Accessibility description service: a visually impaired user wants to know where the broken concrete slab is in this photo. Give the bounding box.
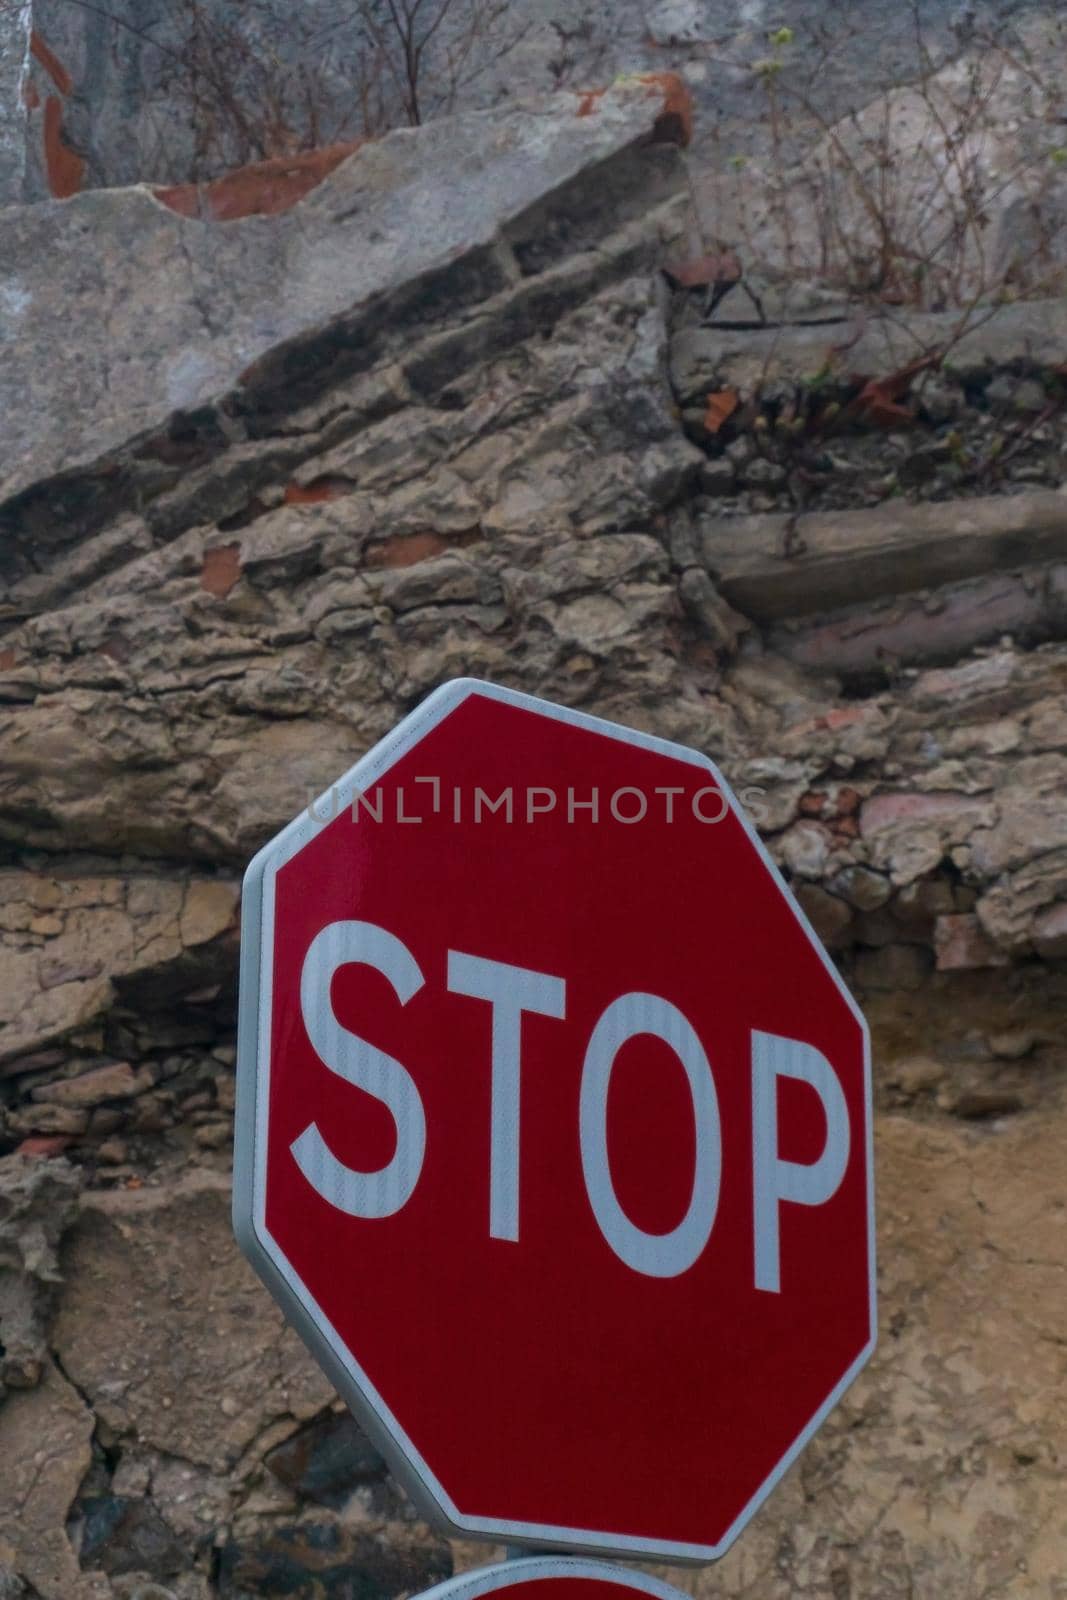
[0,76,690,508]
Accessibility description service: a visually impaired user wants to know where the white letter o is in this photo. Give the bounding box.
[579,992,720,1277]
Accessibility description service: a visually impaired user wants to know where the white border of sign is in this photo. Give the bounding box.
[413,1557,693,1600]
[234,677,876,1566]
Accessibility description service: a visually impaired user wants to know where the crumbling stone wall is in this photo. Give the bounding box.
[0,75,1064,1600]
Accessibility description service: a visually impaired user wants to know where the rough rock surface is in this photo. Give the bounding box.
[0,71,1065,1600]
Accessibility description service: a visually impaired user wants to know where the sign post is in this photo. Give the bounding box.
[235,677,876,1564]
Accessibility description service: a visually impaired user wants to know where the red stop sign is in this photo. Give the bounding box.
[235,680,875,1563]
[418,1556,692,1600]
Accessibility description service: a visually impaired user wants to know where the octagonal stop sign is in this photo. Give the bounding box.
[234,679,875,1564]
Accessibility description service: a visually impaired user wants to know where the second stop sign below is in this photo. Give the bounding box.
[235,679,876,1563]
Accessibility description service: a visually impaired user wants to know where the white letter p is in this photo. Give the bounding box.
[751,1029,850,1294]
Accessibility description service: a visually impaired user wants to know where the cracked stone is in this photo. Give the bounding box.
[793,883,853,947]
[30,1062,144,1107]
[935,914,1011,972]
[217,1517,451,1600]
[265,1411,387,1507]
[778,820,833,880]
[884,1055,946,1097]
[0,1360,109,1600]
[937,1086,1026,1119]
[854,943,933,992]
[987,1030,1037,1061]
[0,1154,82,1395]
[830,864,893,911]
[73,1493,187,1580]
[51,1172,335,1470]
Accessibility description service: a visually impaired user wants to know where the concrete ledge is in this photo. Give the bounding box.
[670,297,1067,402]
[697,490,1067,623]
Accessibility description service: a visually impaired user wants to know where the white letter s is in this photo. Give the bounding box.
[292,920,425,1218]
